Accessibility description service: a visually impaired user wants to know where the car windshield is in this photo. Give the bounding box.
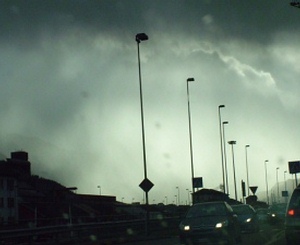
[269,203,287,212]
[186,203,227,218]
[232,205,253,215]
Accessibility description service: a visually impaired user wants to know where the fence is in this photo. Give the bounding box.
[0,217,180,244]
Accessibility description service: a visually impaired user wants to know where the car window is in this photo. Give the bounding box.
[186,203,226,217]
[289,189,300,209]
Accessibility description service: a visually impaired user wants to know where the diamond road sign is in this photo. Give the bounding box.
[139,178,154,193]
[289,161,300,174]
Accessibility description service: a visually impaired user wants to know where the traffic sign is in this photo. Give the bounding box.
[139,178,154,193]
[282,190,289,197]
[289,161,300,174]
[249,186,258,195]
[193,177,203,188]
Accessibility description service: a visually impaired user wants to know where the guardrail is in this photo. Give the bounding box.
[0,217,180,244]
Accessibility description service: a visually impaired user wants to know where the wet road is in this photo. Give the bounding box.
[123,224,286,245]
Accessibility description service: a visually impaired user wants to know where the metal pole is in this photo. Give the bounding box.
[187,78,195,195]
[265,160,269,205]
[284,171,288,203]
[218,105,226,193]
[186,189,190,205]
[222,121,229,195]
[136,33,149,235]
[176,186,180,205]
[276,167,280,203]
[232,144,237,200]
[228,141,237,200]
[245,145,250,196]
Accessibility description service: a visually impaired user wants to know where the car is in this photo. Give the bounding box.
[179,201,242,245]
[268,203,286,225]
[256,208,269,224]
[231,204,259,233]
[285,185,300,245]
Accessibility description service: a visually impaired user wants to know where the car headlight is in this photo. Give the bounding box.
[184,225,190,231]
[180,223,190,231]
[246,218,252,223]
[216,220,228,228]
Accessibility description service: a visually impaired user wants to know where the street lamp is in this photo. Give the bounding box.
[218,105,226,194]
[165,196,168,205]
[187,77,195,195]
[136,32,149,184]
[222,121,229,194]
[186,189,190,205]
[276,167,280,203]
[176,186,180,205]
[245,145,250,196]
[136,32,150,234]
[228,140,237,200]
[97,185,101,195]
[264,160,269,205]
[284,171,288,203]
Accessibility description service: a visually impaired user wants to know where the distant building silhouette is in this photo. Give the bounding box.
[0,151,31,225]
[0,150,117,227]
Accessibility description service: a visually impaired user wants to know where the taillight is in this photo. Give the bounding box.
[288,209,295,216]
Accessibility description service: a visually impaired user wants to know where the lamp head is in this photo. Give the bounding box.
[187,78,195,82]
[228,140,236,145]
[219,105,225,108]
[136,33,149,43]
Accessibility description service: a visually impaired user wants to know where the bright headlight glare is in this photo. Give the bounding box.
[246,218,251,223]
[184,225,190,231]
[216,220,228,228]
[216,222,223,228]
[272,213,276,217]
[180,224,190,231]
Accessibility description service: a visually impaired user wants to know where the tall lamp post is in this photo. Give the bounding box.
[187,77,195,195]
[264,160,269,205]
[218,105,226,193]
[222,121,229,194]
[97,185,101,195]
[276,167,280,203]
[135,32,150,234]
[186,189,190,205]
[284,171,288,203]
[176,186,181,205]
[228,140,237,200]
[245,145,250,196]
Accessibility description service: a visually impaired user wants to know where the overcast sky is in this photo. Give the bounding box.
[0,0,300,204]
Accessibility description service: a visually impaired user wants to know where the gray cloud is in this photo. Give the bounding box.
[0,0,299,203]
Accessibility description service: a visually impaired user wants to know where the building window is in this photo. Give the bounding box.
[7,179,14,191]
[0,179,3,190]
[7,216,15,224]
[7,198,14,208]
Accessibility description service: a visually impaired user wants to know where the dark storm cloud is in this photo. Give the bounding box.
[1,0,299,45]
[0,0,299,202]
[1,0,146,42]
